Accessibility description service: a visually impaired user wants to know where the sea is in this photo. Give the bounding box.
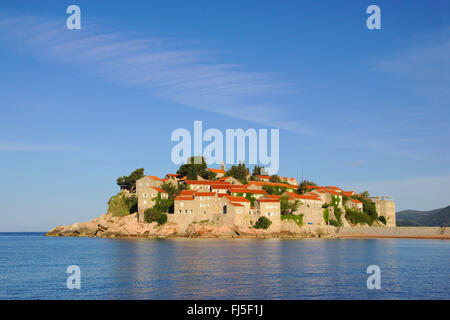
[0,233,448,299]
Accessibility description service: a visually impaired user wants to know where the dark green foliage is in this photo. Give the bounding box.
[330,195,343,226]
[329,219,340,227]
[144,207,167,225]
[250,165,264,180]
[280,195,300,215]
[263,185,287,195]
[378,215,387,225]
[245,194,256,207]
[254,216,272,229]
[351,194,378,225]
[345,207,370,225]
[176,156,216,180]
[323,208,330,224]
[225,162,249,184]
[107,193,137,217]
[396,206,450,227]
[159,181,178,200]
[116,168,144,192]
[281,214,303,227]
[269,175,282,183]
[297,180,317,194]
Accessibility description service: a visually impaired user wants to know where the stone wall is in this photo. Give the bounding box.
[337,226,450,238]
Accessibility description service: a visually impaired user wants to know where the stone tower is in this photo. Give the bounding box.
[372,197,396,227]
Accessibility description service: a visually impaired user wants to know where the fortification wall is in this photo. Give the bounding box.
[337,226,450,238]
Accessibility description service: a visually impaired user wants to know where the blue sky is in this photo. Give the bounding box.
[0,0,449,231]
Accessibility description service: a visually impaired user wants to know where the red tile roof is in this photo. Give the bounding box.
[211,184,230,189]
[258,198,280,203]
[285,192,321,201]
[225,196,249,202]
[174,196,194,201]
[180,190,195,195]
[256,175,271,179]
[350,199,362,203]
[195,192,216,197]
[146,175,162,181]
[264,195,282,199]
[229,202,244,207]
[208,168,226,174]
[185,180,212,185]
[150,187,167,193]
[166,174,180,177]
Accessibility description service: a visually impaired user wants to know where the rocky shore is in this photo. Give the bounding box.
[45,213,339,239]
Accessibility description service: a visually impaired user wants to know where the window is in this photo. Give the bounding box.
[143,193,148,198]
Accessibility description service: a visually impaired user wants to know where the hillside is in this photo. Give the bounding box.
[397,206,450,226]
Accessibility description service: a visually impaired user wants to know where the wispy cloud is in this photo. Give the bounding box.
[0,13,304,133]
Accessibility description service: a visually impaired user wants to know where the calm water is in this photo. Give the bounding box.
[0,233,448,299]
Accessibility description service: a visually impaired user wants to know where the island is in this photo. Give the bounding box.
[47,158,448,239]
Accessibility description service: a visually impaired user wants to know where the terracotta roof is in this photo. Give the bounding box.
[211,184,230,189]
[195,192,216,197]
[350,199,362,203]
[180,176,187,181]
[150,187,167,193]
[264,195,282,199]
[180,190,195,195]
[162,178,169,182]
[185,180,212,185]
[166,174,180,177]
[174,196,194,200]
[208,168,226,174]
[225,196,249,202]
[146,175,162,181]
[256,175,271,179]
[229,202,244,207]
[217,193,228,198]
[285,192,321,201]
[326,186,342,190]
[248,181,298,188]
[258,199,280,203]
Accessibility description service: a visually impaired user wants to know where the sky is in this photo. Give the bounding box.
[0,0,449,231]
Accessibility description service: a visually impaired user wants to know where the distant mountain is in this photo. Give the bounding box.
[397,206,450,227]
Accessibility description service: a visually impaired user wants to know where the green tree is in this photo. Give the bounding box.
[263,185,287,195]
[176,156,216,180]
[250,165,263,180]
[297,180,317,194]
[107,192,137,217]
[160,181,178,200]
[254,216,272,229]
[225,162,249,184]
[144,207,167,225]
[245,193,257,207]
[116,168,144,192]
[279,195,300,215]
[269,175,282,183]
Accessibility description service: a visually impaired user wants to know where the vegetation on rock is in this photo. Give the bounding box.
[254,216,272,229]
[107,192,137,217]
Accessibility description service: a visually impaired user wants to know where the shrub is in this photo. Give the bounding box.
[329,219,340,227]
[254,216,272,229]
[108,193,137,217]
[345,207,369,225]
[323,208,330,224]
[144,208,168,225]
[281,214,303,227]
[378,216,387,225]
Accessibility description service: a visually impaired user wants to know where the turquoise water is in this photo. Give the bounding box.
[0,233,448,299]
